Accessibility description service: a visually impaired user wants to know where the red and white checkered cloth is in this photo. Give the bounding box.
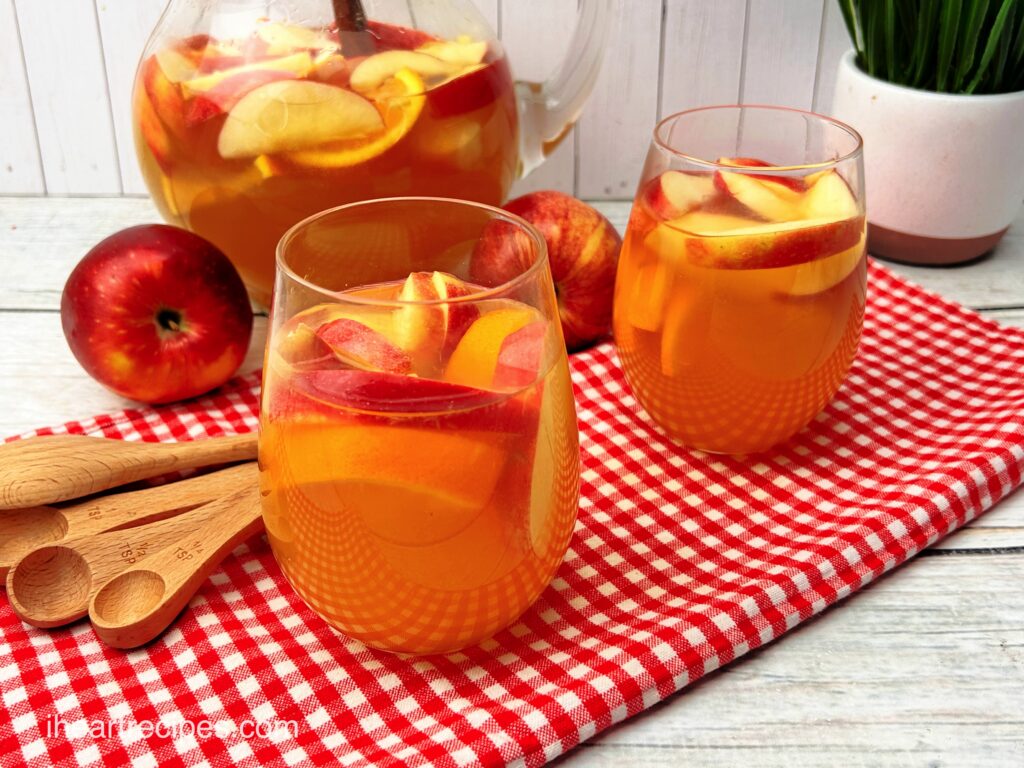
[2,260,1023,767]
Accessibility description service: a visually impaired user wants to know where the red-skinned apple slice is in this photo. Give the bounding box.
[137,87,174,172]
[217,80,384,159]
[493,321,547,390]
[426,59,505,118]
[784,236,865,296]
[431,272,481,356]
[142,56,188,142]
[715,170,804,221]
[716,156,805,193]
[182,51,313,97]
[417,38,488,66]
[393,272,442,370]
[316,318,412,374]
[445,306,536,389]
[293,368,504,414]
[391,271,482,373]
[649,211,864,270]
[184,68,301,126]
[645,171,717,219]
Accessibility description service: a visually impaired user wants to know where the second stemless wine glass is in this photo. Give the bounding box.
[614,106,867,454]
[260,197,580,654]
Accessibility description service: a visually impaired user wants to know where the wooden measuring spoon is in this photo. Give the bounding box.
[5,482,260,629]
[90,485,264,649]
[0,462,256,580]
[0,432,257,510]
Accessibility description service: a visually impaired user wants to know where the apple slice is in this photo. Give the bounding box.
[271,322,339,373]
[785,236,865,296]
[626,261,674,332]
[417,37,488,66]
[293,368,501,414]
[646,171,717,219]
[715,170,804,221]
[217,80,384,159]
[391,271,481,373]
[141,56,188,141]
[803,169,859,220]
[644,212,756,261]
[316,318,412,374]
[664,211,865,270]
[184,68,301,126]
[393,272,442,362]
[716,156,805,193]
[349,50,460,92]
[445,306,536,388]
[137,86,174,172]
[256,21,336,54]
[155,49,198,84]
[431,272,481,357]
[182,51,313,97]
[286,68,425,168]
[493,321,547,390]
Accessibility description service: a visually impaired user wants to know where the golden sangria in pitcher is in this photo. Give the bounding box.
[133,0,610,303]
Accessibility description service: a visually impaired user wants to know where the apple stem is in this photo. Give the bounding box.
[157,308,183,334]
[331,0,376,56]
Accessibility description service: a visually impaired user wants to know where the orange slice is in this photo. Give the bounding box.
[287,68,426,168]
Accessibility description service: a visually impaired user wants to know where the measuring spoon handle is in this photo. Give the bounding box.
[0,433,257,510]
[88,485,264,649]
[65,462,258,538]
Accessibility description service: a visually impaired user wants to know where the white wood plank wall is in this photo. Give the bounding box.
[0,0,852,199]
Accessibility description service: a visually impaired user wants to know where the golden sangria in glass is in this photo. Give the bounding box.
[614,106,867,454]
[133,1,611,304]
[260,198,580,654]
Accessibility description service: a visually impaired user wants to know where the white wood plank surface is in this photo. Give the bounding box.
[468,0,499,32]
[502,0,578,196]
[576,0,662,199]
[0,0,44,194]
[13,0,122,194]
[660,0,747,117]
[1,194,1023,767]
[559,554,1024,768]
[812,0,853,114]
[741,0,825,110]
[95,0,168,195]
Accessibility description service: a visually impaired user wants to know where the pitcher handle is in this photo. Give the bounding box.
[515,0,611,178]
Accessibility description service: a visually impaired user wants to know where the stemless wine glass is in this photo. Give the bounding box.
[260,197,580,654]
[614,106,867,454]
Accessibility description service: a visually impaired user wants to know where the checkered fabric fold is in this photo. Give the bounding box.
[2,260,1023,767]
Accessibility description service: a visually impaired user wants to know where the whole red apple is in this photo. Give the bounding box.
[471,191,622,351]
[61,224,253,404]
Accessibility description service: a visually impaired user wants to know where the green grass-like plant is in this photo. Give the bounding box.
[838,0,1024,93]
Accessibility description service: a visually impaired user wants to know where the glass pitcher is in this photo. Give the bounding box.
[132,0,610,304]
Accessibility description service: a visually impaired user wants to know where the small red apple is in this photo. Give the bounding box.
[61,224,254,404]
[472,191,622,352]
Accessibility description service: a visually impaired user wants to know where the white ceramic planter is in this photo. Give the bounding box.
[831,50,1024,264]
